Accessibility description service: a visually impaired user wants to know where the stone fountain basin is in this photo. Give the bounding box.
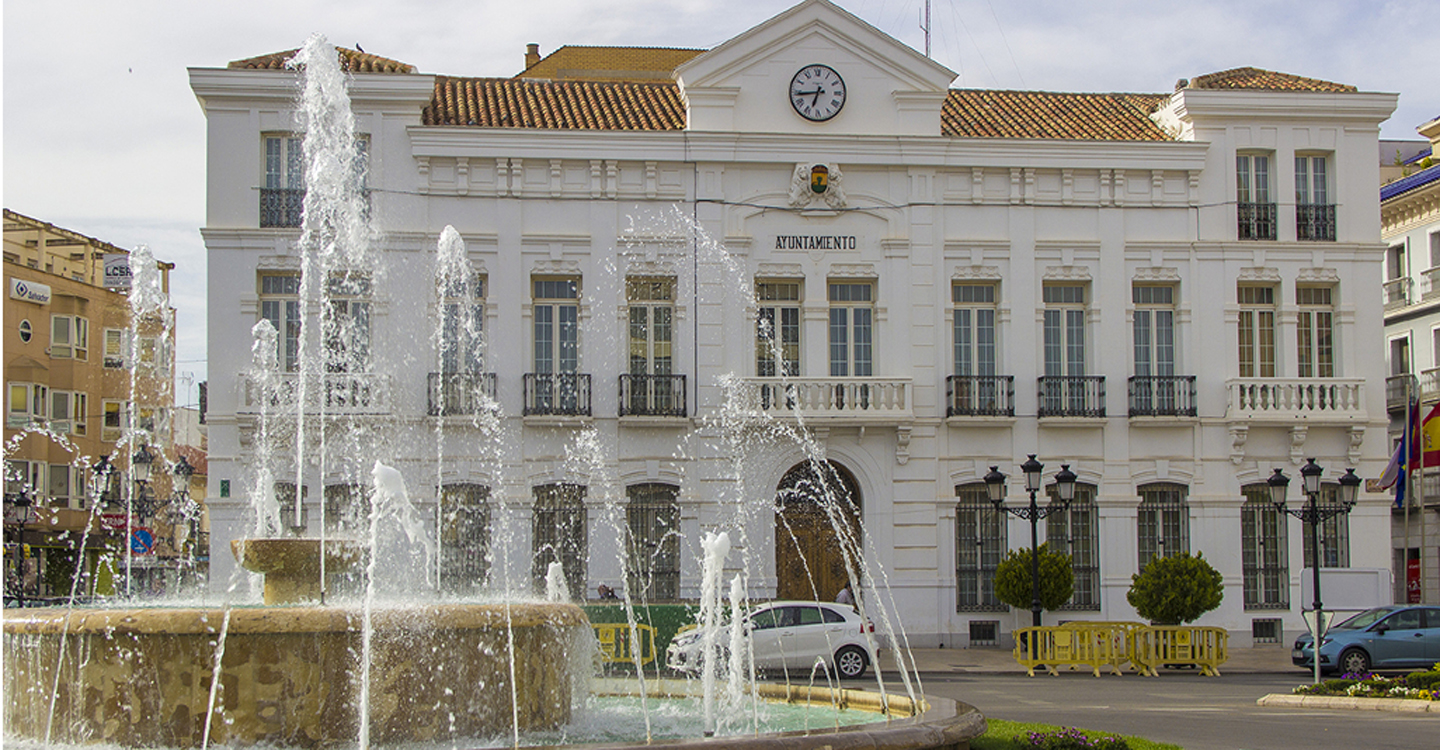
[231,537,365,605]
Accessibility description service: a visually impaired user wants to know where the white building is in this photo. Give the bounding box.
[191,0,1398,646]
[1382,115,1440,605]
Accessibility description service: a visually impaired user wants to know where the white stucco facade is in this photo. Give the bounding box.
[192,0,1398,646]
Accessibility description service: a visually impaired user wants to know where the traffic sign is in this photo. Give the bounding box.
[130,528,155,555]
[101,513,132,531]
[1302,609,1335,641]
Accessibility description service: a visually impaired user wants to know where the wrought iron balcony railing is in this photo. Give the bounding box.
[523,373,592,416]
[1237,202,1277,241]
[1296,204,1336,241]
[428,372,498,416]
[618,374,687,418]
[1224,378,1365,422]
[945,375,1014,417]
[1128,375,1197,417]
[1387,374,1417,413]
[1037,376,1106,418]
[744,377,912,421]
[260,188,304,228]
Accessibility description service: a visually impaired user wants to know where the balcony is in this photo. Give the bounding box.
[260,188,304,228]
[1037,376,1106,418]
[1296,204,1336,242]
[523,373,592,417]
[1423,268,1440,301]
[619,374,687,418]
[1421,367,1440,402]
[1128,375,1197,417]
[242,372,392,416]
[945,375,1014,417]
[1237,202,1277,241]
[743,377,912,422]
[1387,374,1417,413]
[1224,378,1365,423]
[427,372,497,416]
[1384,277,1412,310]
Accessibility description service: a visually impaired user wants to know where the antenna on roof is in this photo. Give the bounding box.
[919,1,932,58]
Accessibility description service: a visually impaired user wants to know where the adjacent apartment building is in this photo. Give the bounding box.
[191,0,1398,645]
[3,209,184,599]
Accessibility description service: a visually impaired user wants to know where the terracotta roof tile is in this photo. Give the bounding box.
[1187,67,1355,93]
[424,77,686,130]
[942,90,1173,141]
[518,46,704,82]
[228,47,416,74]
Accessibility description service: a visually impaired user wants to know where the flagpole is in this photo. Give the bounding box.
[1405,393,1413,604]
[1422,399,1429,604]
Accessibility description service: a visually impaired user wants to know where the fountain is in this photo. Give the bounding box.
[3,34,985,750]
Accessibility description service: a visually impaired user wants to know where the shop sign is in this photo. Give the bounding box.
[9,278,52,305]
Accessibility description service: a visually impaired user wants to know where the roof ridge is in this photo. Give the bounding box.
[228,46,416,74]
[1188,66,1356,93]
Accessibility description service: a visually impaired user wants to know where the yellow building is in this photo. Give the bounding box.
[3,209,183,600]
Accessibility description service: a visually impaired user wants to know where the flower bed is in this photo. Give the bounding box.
[1291,664,1440,701]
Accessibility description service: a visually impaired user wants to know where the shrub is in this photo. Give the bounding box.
[1125,553,1223,625]
[1405,671,1440,690]
[1022,727,1131,750]
[994,543,1074,613]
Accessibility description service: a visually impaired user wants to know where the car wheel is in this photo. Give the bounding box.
[1339,647,1371,675]
[834,645,868,679]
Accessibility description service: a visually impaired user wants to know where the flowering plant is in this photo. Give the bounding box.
[1025,727,1131,750]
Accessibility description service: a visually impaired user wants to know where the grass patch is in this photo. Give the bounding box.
[972,718,1183,750]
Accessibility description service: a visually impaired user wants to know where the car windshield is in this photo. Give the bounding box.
[1331,607,1397,631]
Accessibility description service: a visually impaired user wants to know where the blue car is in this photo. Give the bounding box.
[1293,605,1440,675]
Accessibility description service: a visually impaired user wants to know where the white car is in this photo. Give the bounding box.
[667,600,877,679]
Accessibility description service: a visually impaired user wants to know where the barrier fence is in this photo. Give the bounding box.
[1012,621,1228,677]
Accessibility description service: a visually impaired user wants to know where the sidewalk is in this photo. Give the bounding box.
[897,643,1297,675]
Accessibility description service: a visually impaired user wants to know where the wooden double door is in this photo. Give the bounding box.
[774,460,862,602]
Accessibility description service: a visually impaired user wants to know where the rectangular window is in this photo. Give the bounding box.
[1238,285,1277,378]
[627,278,674,377]
[50,315,89,360]
[1047,484,1100,610]
[1296,155,1335,241]
[259,273,301,372]
[828,282,873,377]
[5,459,42,497]
[953,283,997,377]
[1296,286,1334,378]
[756,281,801,376]
[439,483,490,593]
[532,483,587,596]
[49,391,71,435]
[1043,284,1086,376]
[261,134,305,228]
[1237,153,1276,240]
[103,328,128,369]
[441,274,486,374]
[626,483,681,600]
[102,399,130,443]
[1391,336,1412,377]
[325,271,372,373]
[7,382,47,428]
[956,484,1007,611]
[1132,285,1175,377]
[1431,232,1440,269]
[1242,485,1289,609]
[1137,483,1189,571]
[533,278,579,375]
[1301,485,1351,569]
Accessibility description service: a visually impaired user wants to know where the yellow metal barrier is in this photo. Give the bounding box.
[1130,625,1228,677]
[1012,621,1140,677]
[593,622,658,666]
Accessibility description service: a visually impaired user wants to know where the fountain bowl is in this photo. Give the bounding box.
[231,537,366,605]
[3,601,591,748]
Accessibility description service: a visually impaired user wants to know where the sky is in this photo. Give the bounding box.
[3,0,1434,407]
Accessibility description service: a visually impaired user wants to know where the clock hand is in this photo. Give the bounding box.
[811,87,824,106]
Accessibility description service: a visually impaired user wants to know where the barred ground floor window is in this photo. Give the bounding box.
[532,483,587,597]
[1137,482,1189,572]
[1047,483,1099,610]
[626,483,680,600]
[1242,484,1289,609]
[955,484,1007,611]
[440,483,490,593]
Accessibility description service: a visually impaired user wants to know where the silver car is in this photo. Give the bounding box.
[667,600,877,679]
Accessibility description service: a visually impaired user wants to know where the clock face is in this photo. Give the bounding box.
[789,64,846,122]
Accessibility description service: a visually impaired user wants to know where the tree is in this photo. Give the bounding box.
[993,543,1074,612]
[1126,552,1223,625]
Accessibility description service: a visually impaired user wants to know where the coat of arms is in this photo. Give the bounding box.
[788,162,846,209]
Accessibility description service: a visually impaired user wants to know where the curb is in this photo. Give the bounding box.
[1258,694,1440,713]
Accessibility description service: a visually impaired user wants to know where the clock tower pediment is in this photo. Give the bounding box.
[675,0,956,136]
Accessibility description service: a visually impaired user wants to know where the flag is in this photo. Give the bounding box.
[1379,439,1404,490]
[1422,402,1440,468]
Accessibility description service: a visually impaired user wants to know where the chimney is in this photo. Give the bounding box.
[525,44,540,70]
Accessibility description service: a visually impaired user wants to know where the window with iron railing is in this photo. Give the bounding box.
[1241,485,1289,610]
[1237,153,1276,240]
[955,484,1007,611]
[532,483,587,596]
[440,483,490,593]
[624,278,681,416]
[1047,483,1100,610]
[1295,155,1335,241]
[1301,484,1351,569]
[1137,483,1189,572]
[261,134,368,228]
[626,483,680,600]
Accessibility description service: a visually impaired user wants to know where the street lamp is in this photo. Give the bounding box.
[92,455,117,507]
[132,445,156,517]
[985,455,1078,627]
[4,490,35,600]
[1268,458,1361,683]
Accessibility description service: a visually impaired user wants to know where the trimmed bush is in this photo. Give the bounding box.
[1405,671,1440,690]
[1125,552,1223,625]
[994,543,1074,613]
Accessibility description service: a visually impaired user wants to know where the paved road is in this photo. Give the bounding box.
[900,671,1437,750]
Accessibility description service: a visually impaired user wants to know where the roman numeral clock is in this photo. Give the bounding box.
[789,64,846,122]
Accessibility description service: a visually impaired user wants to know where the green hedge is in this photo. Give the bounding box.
[1405,671,1440,690]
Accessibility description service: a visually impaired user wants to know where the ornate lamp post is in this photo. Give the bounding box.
[4,490,35,601]
[132,445,156,516]
[985,455,1078,627]
[1267,458,1361,683]
[92,455,117,507]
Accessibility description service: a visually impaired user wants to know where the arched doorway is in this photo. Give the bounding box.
[774,460,862,602]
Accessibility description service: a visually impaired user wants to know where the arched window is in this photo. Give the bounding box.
[955,483,1006,611]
